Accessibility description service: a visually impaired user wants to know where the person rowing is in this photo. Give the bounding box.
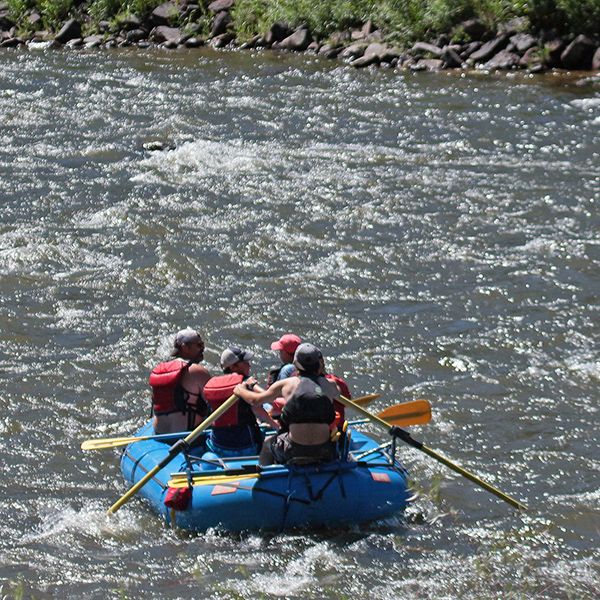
[203,347,279,457]
[233,343,340,465]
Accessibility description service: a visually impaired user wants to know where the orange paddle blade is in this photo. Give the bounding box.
[377,400,432,426]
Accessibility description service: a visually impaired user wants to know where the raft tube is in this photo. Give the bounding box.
[120,422,410,532]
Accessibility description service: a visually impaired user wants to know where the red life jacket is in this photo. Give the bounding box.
[150,360,191,415]
[203,373,256,428]
[326,373,349,429]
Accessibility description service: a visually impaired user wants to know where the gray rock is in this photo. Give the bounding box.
[341,43,366,60]
[329,31,350,46]
[469,34,510,63]
[318,43,343,59]
[83,34,103,48]
[27,12,42,28]
[442,46,463,68]
[561,35,597,70]
[151,25,181,43]
[1,36,22,47]
[412,41,444,57]
[276,28,312,52]
[208,0,234,11]
[484,49,520,70]
[55,19,82,44]
[151,2,181,27]
[412,58,444,71]
[593,47,600,71]
[0,7,13,30]
[458,18,487,41]
[351,54,379,68]
[183,36,203,48]
[544,38,565,68]
[210,11,230,37]
[239,34,261,49]
[265,21,291,45]
[211,32,234,47]
[508,33,537,53]
[120,14,142,30]
[519,46,543,69]
[126,29,147,43]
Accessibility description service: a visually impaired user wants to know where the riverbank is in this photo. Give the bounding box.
[1,0,600,74]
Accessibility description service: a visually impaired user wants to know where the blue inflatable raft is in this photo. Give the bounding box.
[120,422,411,532]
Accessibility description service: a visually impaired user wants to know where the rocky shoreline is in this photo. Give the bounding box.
[2,0,600,73]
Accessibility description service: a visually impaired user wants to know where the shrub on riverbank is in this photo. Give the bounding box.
[4,0,600,40]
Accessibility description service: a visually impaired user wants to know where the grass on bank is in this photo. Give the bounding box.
[5,0,600,41]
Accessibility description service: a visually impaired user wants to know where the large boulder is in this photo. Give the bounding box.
[210,11,230,37]
[442,46,464,68]
[351,42,389,68]
[560,35,597,70]
[265,20,291,45]
[276,27,312,51]
[0,5,14,30]
[411,41,444,58]
[457,18,487,42]
[54,19,81,44]
[150,25,181,43]
[469,34,510,63]
[593,47,600,71]
[484,49,520,70]
[208,0,234,12]
[150,2,182,27]
[508,33,537,53]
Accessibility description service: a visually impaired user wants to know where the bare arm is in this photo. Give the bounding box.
[250,404,280,430]
[234,377,293,406]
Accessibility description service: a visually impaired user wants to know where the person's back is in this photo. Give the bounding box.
[152,328,211,434]
[234,343,340,465]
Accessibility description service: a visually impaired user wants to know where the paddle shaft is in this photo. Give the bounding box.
[337,395,527,511]
[83,393,383,450]
[107,394,239,515]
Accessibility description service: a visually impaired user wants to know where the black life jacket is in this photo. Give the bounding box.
[280,373,336,426]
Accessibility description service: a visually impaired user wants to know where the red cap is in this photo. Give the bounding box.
[271,334,301,354]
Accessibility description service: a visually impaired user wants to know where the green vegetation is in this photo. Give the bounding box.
[4,0,600,41]
[230,0,600,42]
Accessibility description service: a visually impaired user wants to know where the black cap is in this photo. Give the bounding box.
[294,343,323,372]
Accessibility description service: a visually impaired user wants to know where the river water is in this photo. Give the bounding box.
[0,46,599,599]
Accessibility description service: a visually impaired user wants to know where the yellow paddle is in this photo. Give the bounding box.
[82,432,185,450]
[82,393,384,450]
[337,395,527,511]
[106,394,238,515]
[168,473,259,488]
[350,393,381,407]
[376,399,431,425]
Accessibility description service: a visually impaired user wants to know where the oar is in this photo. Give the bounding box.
[82,432,185,450]
[337,395,527,511]
[376,400,431,425]
[106,394,238,515]
[82,393,384,450]
[350,393,381,407]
